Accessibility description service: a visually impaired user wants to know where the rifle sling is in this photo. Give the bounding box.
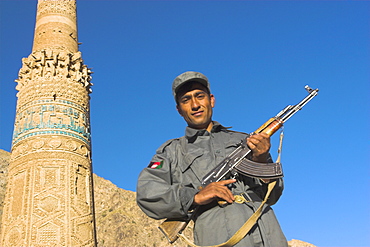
[177,180,277,247]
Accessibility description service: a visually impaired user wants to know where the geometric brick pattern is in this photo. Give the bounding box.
[0,1,97,246]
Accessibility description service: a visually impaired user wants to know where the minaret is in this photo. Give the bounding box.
[0,1,96,246]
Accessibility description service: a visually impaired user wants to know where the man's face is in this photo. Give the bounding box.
[176,82,215,131]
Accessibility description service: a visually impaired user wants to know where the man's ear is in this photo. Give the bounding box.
[176,105,183,116]
[210,94,215,108]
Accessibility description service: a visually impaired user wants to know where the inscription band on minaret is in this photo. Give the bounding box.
[0,0,97,246]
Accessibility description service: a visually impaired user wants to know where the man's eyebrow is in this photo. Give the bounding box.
[180,94,191,100]
[194,91,206,96]
[179,90,206,101]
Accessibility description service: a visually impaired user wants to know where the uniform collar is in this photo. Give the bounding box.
[184,121,229,142]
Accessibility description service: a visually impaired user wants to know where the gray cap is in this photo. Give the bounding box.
[172,71,210,100]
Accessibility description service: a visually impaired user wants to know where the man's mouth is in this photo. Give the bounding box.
[192,111,203,116]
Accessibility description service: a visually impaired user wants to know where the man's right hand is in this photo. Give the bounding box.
[193,179,236,206]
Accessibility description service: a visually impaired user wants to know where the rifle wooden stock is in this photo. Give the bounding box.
[158,218,190,243]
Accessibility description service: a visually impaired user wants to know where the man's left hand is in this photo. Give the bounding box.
[247,133,271,163]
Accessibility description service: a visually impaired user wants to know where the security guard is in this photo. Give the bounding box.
[137,71,288,246]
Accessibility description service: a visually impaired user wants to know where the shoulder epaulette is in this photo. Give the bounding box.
[156,137,182,153]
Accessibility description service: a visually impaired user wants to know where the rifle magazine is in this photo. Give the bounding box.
[235,159,283,179]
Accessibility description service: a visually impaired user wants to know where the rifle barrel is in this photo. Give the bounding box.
[280,86,319,123]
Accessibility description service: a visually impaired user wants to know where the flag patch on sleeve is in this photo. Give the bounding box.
[148,160,163,169]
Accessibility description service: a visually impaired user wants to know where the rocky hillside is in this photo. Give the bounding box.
[0,150,315,246]
[93,173,193,247]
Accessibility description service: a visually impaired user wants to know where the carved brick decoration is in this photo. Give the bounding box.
[0,1,97,246]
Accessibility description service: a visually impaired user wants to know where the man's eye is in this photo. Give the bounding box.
[181,98,190,104]
[197,94,205,99]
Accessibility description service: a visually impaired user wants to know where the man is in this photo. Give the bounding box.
[137,71,288,246]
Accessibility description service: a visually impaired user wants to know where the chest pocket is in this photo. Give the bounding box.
[225,140,241,155]
[180,149,205,188]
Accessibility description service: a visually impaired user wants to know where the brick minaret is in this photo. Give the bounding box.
[0,0,97,246]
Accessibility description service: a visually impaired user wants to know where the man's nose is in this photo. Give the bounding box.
[191,98,200,110]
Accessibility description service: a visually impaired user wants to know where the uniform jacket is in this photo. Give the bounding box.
[137,122,288,247]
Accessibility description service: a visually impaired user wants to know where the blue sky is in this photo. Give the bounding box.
[0,1,369,246]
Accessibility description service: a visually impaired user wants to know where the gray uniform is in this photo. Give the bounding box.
[137,122,288,247]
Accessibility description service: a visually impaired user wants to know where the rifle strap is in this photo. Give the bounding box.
[178,180,277,247]
[277,129,284,164]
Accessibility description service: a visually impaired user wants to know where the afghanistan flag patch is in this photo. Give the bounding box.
[148,160,163,169]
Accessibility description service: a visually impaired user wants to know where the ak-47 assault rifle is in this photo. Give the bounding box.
[159,85,319,244]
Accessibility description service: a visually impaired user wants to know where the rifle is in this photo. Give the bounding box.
[158,85,319,244]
